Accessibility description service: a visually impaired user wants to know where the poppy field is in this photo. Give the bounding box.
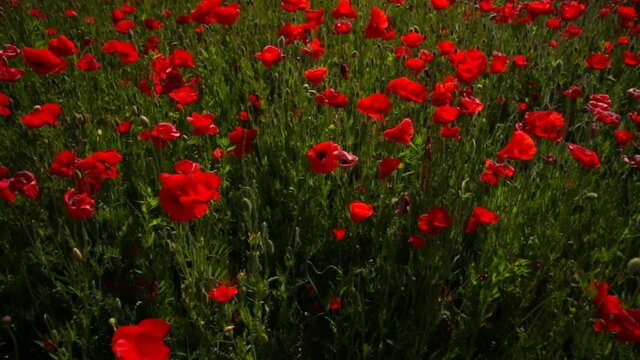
[1,0,640,358]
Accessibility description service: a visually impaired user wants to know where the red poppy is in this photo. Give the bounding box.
[332,20,353,34]
[21,103,61,128]
[480,159,515,185]
[300,37,325,60]
[437,40,456,56]
[159,160,222,222]
[585,53,611,70]
[227,126,257,158]
[379,158,401,180]
[592,280,640,343]
[0,171,39,203]
[306,141,341,174]
[305,8,325,28]
[408,235,427,248]
[278,23,311,45]
[383,118,414,145]
[459,94,483,115]
[304,67,327,86]
[617,6,637,28]
[22,48,67,75]
[187,113,218,136]
[315,88,349,108]
[364,7,396,40]
[440,125,462,140]
[138,123,181,149]
[331,0,357,19]
[523,110,566,142]
[117,121,132,134]
[0,92,11,116]
[395,46,411,58]
[213,3,240,25]
[387,77,427,103]
[623,52,640,67]
[114,19,135,33]
[170,86,199,108]
[560,1,585,21]
[357,93,391,120]
[431,0,451,10]
[282,0,310,12]
[465,206,500,234]
[432,105,459,124]
[452,48,488,84]
[76,54,102,71]
[350,200,374,222]
[256,45,282,68]
[50,150,78,178]
[418,207,451,235]
[144,18,163,31]
[333,228,347,241]
[404,58,425,76]
[101,40,139,64]
[47,35,78,57]
[0,62,24,82]
[112,319,171,360]
[64,188,95,220]
[614,130,636,148]
[489,51,509,74]
[497,130,537,161]
[169,49,195,68]
[563,85,582,99]
[400,32,425,48]
[208,284,238,302]
[567,143,600,168]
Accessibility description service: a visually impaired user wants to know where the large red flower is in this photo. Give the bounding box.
[387,77,428,104]
[592,280,640,343]
[112,319,171,360]
[159,160,222,222]
[306,141,341,174]
[364,7,395,40]
[497,130,537,161]
[101,40,140,64]
[64,188,95,220]
[256,45,282,68]
[465,206,500,234]
[22,48,67,75]
[418,207,451,235]
[567,143,600,168]
[47,35,78,57]
[585,53,611,70]
[357,93,391,120]
[383,118,414,145]
[187,112,218,136]
[21,103,61,128]
[349,200,374,222]
[523,110,566,142]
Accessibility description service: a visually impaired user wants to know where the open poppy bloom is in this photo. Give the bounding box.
[256,45,282,68]
[138,123,180,149]
[331,0,357,19]
[22,48,67,75]
[208,284,238,303]
[465,206,500,233]
[383,118,414,145]
[567,143,600,168]
[307,141,341,174]
[333,228,347,241]
[387,77,428,103]
[418,207,451,235]
[357,93,391,120]
[480,159,515,185]
[349,200,374,222]
[228,126,258,158]
[364,7,396,40]
[101,40,139,64]
[497,130,537,161]
[304,67,327,86]
[64,188,95,220]
[112,319,171,360]
[378,158,401,180]
[21,103,61,128]
[159,160,222,222]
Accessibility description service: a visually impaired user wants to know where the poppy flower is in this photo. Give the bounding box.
[144,18,163,31]
[76,54,102,71]
[305,8,325,28]
[497,130,537,161]
[101,40,139,64]
[387,77,427,103]
[333,228,347,241]
[617,6,637,28]
[21,104,61,128]
[159,160,222,222]
[440,125,462,140]
[114,19,135,33]
[432,105,459,124]
[228,126,258,158]
[64,188,95,220]
[431,0,451,10]
[47,35,78,57]
[395,46,411,58]
[400,32,425,48]
[306,141,341,174]
[329,296,342,311]
[560,1,585,21]
[187,113,218,136]
[383,118,414,145]
[76,149,123,182]
[452,49,488,84]
[50,150,78,178]
[357,93,391,120]
[614,130,636,148]
[256,45,282,68]
[0,92,11,116]
[278,23,310,45]
[300,37,325,60]
[117,121,132,134]
[333,150,359,168]
[349,200,374,222]
[169,49,195,68]
[459,94,484,115]
[480,159,515,185]
[567,143,600,168]
[332,20,353,34]
[379,158,401,180]
[408,235,427,248]
[0,171,39,202]
[22,48,67,75]
[304,67,327,86]
[489,51,509,74]
[563,85,582,99]
[282,0,310,12]
[585,53,611,70]
[623,52,640,67]
[315,88,349,108]
[418,207,451,235]
[331,0,357,19]
[213,3,241,25]
[170,86,199,108]
[112,319,171,360]
[0,62,24,82]
[465,206,500,234]
[138,123,181,149]
[437,40,456,56]
[364,7,396,40]
[405,58,426,76]
[523,110,566,142]
[208,284,238,303]
[592,280,640,343]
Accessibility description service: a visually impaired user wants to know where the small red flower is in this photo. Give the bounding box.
[523,110,566,142]
[383,118,414,145]
[304,67,327,86]
[497,130,537,161]
[585,53,611,70]
[378,158,401,180]
[64,188,95,220]
[567,143,600,168]
[208,284,238,303]
[614,130,636,148]
[138,123,180,149]
[333,228,347,241]
[112,319,171,360]
[101,40,139,64]
[329,296,342,311]
[187,113,218,136]
[349,200,374,222]
[116,121,132,134]
[22,48,67,75]
[364,7,396,40]
[256,46,282,68]
[400,32,425,48]
[432,105,459,124]
[465,206,500,234]
[228,126,258,158]
[418,207,451,235]
[408,235,427,248]
[76,54,102,71]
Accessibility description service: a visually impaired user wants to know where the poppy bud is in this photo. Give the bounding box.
[109,318,117,328]
[71,247,83,261]
[224,325,235,332]
[139,115,150,127]
[132,105,139,115]
[339,62,349,80]
[627,258,640,274]
[543,154,557,166]
[96,129,102,137]
[1,315,11,325]
[33,105,41,111]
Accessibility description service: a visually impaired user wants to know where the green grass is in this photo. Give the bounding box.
[1,0,640,358]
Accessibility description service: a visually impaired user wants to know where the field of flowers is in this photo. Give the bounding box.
[1,0,639,358]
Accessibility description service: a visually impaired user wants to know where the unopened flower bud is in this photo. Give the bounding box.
[628,258,640,274]
[71,248,83,262]
[139,116,150,127]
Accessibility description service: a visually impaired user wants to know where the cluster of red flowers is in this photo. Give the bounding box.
[0,166,39,203]
[592,280,640,343]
